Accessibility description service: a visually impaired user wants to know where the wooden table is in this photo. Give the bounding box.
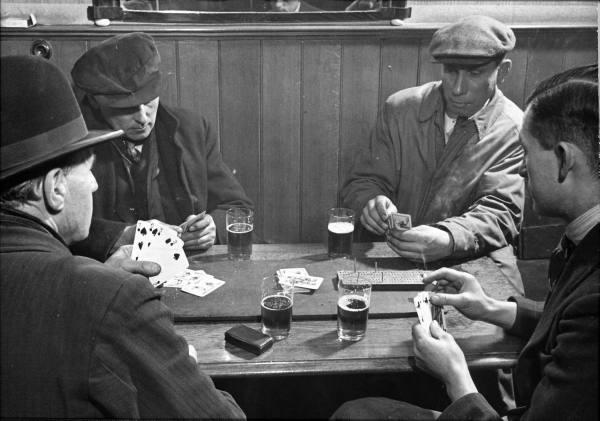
[173,243,525,379]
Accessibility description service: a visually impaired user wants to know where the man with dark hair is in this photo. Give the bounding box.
[341,15,525,292]
[333,75,599,420]
[70,32,253,261]
[0,55,245,419]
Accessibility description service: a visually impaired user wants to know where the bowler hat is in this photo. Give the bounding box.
[71,32,162,108]
[429,15,515,66]
[1,55,122,181]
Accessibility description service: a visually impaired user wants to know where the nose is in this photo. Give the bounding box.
[452,71,467,96]
[91,173,99,193]
[133,105,150,126]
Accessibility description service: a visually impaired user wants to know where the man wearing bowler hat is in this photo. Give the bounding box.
[69,32,253,261]
[0,55,245,419]
[342,15,525,293]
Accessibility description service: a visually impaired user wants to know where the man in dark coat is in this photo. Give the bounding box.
[0,55,245,419]
[70,32,253,261]
[332,73,599,419]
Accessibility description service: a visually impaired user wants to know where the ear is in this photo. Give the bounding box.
[496,59,512,85]
[42,168,67,213]
[555,141,576,183]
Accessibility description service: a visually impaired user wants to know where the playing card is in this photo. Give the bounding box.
[413,291,446,333]
[181,276,225,297]
[281,275,324,290]
[277,268,323,290]
[277,268,309,278]
[387,213,412,232]
[131,220,189,287]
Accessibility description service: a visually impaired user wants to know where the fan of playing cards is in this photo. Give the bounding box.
[131,220,224,297]
[413,291,447,333]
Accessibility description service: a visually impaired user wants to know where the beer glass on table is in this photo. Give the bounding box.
[337,275,371,341]
[261,275,294,340]
[328,208,355,258]
[226,207,253,260]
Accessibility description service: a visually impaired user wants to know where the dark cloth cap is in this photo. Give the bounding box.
[1,55,121,181]
[429,15,515,65]
[71,32,161,108]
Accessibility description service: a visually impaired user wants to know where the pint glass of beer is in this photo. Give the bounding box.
[328,208,355,258]
[261,275,294,340]
[337,275,371,341]
[226,207,253,260]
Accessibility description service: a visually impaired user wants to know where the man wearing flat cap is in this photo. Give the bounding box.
[0,55,245,418]
[342,15,524,292]
[70,32,253,261]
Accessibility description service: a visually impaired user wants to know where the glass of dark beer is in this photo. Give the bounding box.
[337,275,371,341]
[261,275,294,340]
[328,208,355,258]
[226,207,253,260]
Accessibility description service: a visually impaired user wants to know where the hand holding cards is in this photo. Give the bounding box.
[131,220,189,286]
[413,291,446,334]
[131,220,225,296]
[387,212,412,232]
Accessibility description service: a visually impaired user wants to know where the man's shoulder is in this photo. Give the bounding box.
[158,103,208,128]
[493,90,524,127]
[385,81,440,108]
[64,255,153,299]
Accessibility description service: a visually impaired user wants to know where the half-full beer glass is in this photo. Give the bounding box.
[226,207,253,260]
[337,275,371,341]
[328,208,355,258]
[261,275,294,340]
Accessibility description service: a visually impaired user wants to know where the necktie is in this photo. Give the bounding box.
[547,235,575,290]
[437,117,477,163]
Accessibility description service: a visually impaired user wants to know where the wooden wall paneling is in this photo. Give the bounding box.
[339,39,382,204]
[0,39,31,57]
[178,40,220,146]
[379,36,420,104]
[219,40,262,240]
[261,39,302,243]
[47,38,86,76]
[155,40,179,107]
[417,36,439,85]
[501,39,529,109]
[563,30,598,69]
[301,40,342,244]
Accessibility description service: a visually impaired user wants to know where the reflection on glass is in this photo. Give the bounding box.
[122,0,386,12]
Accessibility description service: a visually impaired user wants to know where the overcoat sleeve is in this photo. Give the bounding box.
[89,275,245,419]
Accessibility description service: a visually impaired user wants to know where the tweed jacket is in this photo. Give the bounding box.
[440,223,600,421]
[0,208,245,419]
[72,100,253,260]
[341,81,524,261]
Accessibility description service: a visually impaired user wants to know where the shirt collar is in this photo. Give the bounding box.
[418,82,502,140]
[565,204,600,245]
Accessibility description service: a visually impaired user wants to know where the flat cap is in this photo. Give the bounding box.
[72,32,161,108]
[429,15,515,65]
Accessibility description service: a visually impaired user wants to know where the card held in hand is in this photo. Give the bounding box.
[131,220,188,287]
[388,212,412,232]
[413,291,446,334]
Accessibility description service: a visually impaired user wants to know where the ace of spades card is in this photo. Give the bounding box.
[131,220,189,286]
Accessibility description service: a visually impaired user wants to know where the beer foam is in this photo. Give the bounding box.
[227,222,253,233]
[328,221,354,234]
[338,294,368,311]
